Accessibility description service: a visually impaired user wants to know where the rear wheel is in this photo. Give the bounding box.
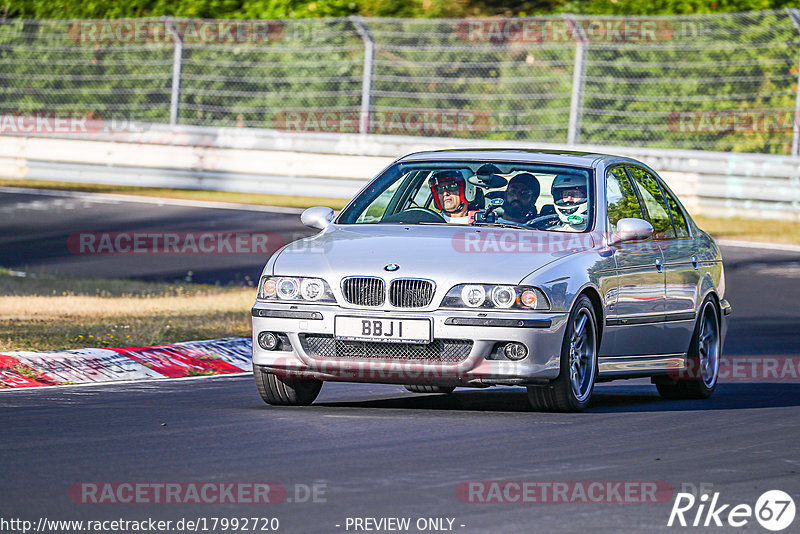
[404,385,455,394]
[655,298,720,400]
[527,295,598,412]
[254,364,322,406]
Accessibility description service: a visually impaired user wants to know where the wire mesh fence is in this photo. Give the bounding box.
[1,11,798,155]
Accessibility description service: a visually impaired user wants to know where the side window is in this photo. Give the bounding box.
[606,167,644,232]
[660,185,690,238]
[626,166,675,239]
[356,175,404,223]
[411,174,434,209]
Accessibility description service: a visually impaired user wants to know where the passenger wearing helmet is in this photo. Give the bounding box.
[430,170,478,224]
[497,173,540,224]
[551,174,589,231]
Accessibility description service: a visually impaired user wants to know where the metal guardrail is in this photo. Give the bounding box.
[1,124,799,219]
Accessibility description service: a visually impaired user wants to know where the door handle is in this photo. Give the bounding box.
[655,258,663,272]
[691,255,699,269]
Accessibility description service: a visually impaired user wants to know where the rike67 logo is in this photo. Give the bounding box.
[668,489,795,531]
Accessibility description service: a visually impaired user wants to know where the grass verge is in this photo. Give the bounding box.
[693,216,800,245]
[0,267,253,352]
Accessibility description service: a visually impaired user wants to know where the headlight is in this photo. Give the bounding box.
[491,286,516,309]
[442,284,549,311]
[258,276,335,303]
[276,277,299,300]
[300,279,325,301]
[461,285,486,307]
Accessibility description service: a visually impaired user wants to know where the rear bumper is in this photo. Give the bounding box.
[251,302,569,386]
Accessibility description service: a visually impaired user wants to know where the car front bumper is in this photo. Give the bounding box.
[251,302,569,387]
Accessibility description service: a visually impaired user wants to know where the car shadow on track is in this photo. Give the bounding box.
[317,389,532,413]
[723,317,800,357]
[313,383,800,413]
[589,383,800,413]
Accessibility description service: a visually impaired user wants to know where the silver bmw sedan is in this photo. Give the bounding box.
[251,149,730,412]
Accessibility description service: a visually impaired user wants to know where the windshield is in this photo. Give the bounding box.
[337,160,594,232]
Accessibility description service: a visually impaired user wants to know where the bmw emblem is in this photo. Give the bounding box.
[384,263,400,272]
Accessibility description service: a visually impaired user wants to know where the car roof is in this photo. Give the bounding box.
[396,148,641,168]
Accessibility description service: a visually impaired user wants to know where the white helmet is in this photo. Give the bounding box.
[551,174,589,226]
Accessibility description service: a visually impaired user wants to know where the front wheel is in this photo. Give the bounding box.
[254,364,322,406]
[655,298,720,400]
[527,295,598,412]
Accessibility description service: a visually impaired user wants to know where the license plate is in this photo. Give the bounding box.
[334,316,431,344]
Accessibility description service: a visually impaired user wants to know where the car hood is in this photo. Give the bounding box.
[272,224,595,284]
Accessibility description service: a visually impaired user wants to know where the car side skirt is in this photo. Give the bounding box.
[598,354,686,377]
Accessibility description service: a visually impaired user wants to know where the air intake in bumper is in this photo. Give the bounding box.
[300,334,471,363]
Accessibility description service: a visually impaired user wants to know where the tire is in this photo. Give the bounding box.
[655,298,720,400]
[254,364,322,406]
[404,385,456,394]
[527,294,598,412]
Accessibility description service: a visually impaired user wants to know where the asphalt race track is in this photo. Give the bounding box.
[0,188,309,284]
[2,189,799,533]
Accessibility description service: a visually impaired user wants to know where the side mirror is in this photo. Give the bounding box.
[609,218,653,245]
[301,206,334,230]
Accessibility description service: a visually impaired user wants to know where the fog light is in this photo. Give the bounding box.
[258,331,279,351]
[504,342,528,361]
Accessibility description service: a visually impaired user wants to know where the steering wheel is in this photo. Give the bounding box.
[381,207,446,224]
[527,213,561,230]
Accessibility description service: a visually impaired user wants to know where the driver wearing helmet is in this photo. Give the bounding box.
[551,174,589,231]
[430,170,478,224]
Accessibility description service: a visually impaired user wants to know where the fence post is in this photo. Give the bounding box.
[165,18,184,127]
[566,15,587,146]
[787,8,800,157]
[352,16,374,135]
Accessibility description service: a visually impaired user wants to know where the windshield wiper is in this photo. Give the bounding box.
[471,222,529,229]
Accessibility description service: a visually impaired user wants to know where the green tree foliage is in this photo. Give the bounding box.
[4,0,800,20]
[1,3,798,154]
